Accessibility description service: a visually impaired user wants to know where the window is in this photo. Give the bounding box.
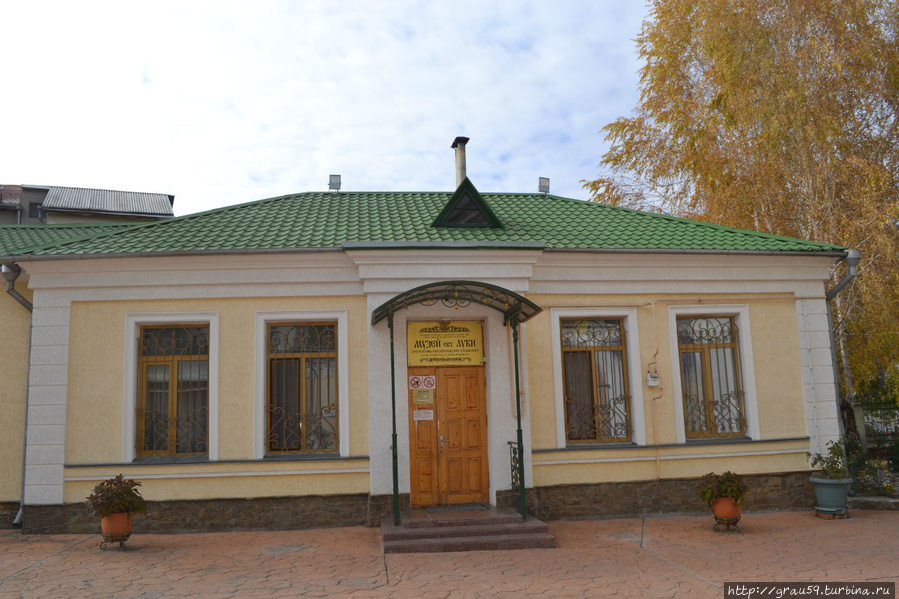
[676,316,745,439]
[137,325,209,457]
[28,202,44,219]
[266,323,338,454]
[560,318,632,443]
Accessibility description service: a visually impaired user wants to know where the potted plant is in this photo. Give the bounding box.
[808,440,853,516]
[86,474,147,548]
[699,471,747,532]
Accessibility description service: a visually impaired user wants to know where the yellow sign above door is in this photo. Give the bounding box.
[407,321,484,366]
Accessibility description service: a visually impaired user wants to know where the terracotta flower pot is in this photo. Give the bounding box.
[711,497,741,520]
[100,512,134,537]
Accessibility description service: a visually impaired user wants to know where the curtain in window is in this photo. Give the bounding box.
[677,317,745,438]
[561,319,631,443]
[267,324,338,453]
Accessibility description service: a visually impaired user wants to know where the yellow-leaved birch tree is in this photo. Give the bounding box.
[585,0,899,434]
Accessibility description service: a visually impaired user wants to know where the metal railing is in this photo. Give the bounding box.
[509,441,525,519]
[862,397,899,449]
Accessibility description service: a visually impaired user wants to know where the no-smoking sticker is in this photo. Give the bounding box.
[409,375,437,390]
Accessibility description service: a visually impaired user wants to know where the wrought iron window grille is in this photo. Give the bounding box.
[137,326,210,458]
[676,316,746,439]
[560,318,632,444]
[266,323,338,454]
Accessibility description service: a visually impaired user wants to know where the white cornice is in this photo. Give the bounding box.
[534,251,837,272]
[346,249,544,267]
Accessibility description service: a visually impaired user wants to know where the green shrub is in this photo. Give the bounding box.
[86,474,148,517]
[698,471,748,506]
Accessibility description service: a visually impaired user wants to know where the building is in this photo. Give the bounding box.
[0,185,174,225]
[0,143,851,533]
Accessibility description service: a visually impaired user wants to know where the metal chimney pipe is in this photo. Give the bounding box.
[451,136,470,188]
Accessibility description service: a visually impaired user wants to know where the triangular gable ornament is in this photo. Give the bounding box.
[432,178,502,228]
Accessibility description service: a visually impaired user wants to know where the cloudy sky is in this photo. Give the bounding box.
[2,1,648,216]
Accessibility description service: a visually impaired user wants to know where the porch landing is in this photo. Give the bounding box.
[380,505,556,553]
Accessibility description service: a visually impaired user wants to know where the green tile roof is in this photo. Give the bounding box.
[0,190,845,258]
[0,223,135,256]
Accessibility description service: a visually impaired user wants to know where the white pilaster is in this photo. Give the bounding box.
[796,298,841,455]
[23,297,70,505]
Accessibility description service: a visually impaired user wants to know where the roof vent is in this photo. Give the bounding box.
[328,174,341,191]
[538,177,550,194]
[451,137,470,188]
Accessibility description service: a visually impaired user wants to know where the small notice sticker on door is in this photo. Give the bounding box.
[413,409,434,421]
[412,389,434,404]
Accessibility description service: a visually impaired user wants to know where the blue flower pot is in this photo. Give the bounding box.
[809,476,852,515]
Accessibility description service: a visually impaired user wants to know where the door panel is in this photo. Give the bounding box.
[438,367,488,504]
[408,365,489,506]
[408,366,439,506]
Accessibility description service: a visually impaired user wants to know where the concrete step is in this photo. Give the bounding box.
[381,506,556,554]
[383,531,556,554]
[382,516,551,541]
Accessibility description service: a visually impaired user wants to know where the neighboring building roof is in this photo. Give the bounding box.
[39,186,174,217]
[1,184,846,259]
[0,185,22,208]
[0,224,135,256]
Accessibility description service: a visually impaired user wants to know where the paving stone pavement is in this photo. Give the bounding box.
[0,510,896,598]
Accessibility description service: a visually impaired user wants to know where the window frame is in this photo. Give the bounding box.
[551,308,645,449]
[254,310,349,459]
[266,322,339,455]
[559,317,633,444]
[28,202,44,219]
[136,324,211,457]
[123,312,219,462]
[667,305,760,443]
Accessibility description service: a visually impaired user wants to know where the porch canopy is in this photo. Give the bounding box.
[371,279,542,326]
[371,280,543,524]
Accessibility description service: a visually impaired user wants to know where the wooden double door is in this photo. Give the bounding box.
[408,366,489,506]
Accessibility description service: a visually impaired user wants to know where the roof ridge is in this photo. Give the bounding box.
[565,198,839,250]
[627,205,838,249]
[1,223,148,256]
[0,223,131,229]
[48,185,172,196]
[9,191,328,256]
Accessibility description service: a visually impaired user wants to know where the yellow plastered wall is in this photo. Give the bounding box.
[0,282,32,502]
[65,296,370,501]
[525,293,809,484]
[63,462,371,503]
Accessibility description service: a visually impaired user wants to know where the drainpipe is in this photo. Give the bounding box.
[2,263,33,527]
[823,249,861,451]
[826,249,861,303]
[3,264,33,312]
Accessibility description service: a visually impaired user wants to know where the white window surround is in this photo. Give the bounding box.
[667,304,760,444]
[254,310,350,459]
[551,307,646,448]
[123,312,220,462]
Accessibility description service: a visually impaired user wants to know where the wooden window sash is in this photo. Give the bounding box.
[677,316,745,439]
[136,325,209,458]
[266,323,338,454]
[560,318,632,444]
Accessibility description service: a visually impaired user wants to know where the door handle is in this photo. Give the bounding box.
[439,435,444,451]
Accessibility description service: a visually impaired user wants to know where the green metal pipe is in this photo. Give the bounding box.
[388,310,400,526]
[511,315,527,519]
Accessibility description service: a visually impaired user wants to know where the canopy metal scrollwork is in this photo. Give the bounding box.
[371,280,543,326]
